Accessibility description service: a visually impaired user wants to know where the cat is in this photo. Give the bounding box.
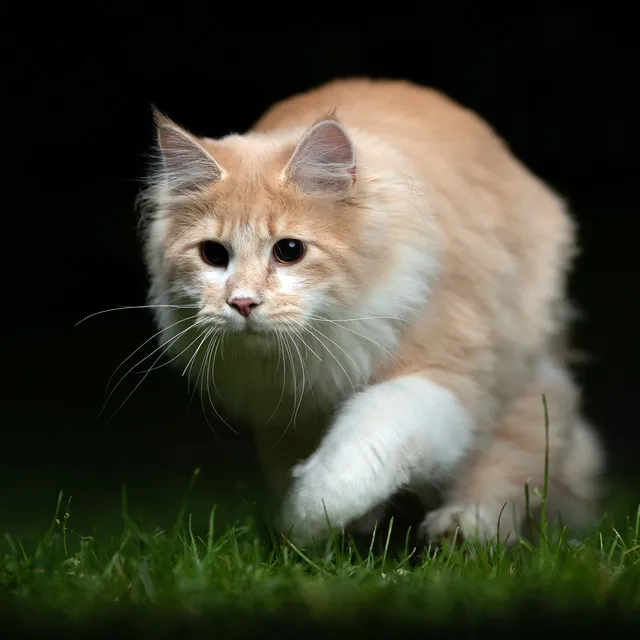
[139,78,604,546]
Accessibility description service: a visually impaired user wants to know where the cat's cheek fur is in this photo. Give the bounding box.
[276,270,302,295]
[280,375,473,544]
[202,268,228,287]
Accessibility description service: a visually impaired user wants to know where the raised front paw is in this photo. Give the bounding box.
[279,456,356,545]
[281,454,378,544]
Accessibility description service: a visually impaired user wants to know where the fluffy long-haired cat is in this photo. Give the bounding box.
[139,78,604,545]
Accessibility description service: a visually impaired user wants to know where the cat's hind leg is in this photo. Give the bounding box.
[421,359,603,545]
[541,417,604,538]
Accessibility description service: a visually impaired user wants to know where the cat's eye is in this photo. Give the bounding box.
[200,241,229,268]
[272,239,305,265]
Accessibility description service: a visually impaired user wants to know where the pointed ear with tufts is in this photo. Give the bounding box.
[153,108,223,195]
[284,119,356,195]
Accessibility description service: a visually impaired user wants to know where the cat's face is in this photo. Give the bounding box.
[160,174,363,335]
[145,115,374,339]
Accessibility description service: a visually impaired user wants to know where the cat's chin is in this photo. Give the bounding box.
[221,327,283,356]
[222,320,279,340]
[223,320,272,336]
[222,313,303,337]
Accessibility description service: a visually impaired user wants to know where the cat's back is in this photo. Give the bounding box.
[253,78,504,169]
[253,77,466,134]
[253,78,566,222]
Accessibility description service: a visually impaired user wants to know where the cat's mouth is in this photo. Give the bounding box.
[221,313,273,335]
[198,307,299,337]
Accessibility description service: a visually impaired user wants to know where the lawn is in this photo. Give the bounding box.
[2,470,639,636]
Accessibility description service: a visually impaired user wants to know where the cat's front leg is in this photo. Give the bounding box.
[280,374,474,544]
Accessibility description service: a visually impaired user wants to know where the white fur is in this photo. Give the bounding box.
[276,271,302,295]
[227,286,260,302]
[280,375,474,544]
[202,268,228,286]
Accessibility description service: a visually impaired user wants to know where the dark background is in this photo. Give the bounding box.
[3,9,638,536]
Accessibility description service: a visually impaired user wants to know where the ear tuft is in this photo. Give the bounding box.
[154,112,223,195]
[285,119,356,194]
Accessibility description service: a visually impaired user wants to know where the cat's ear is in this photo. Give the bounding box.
[285,119,356,195]
[153,108,223,195]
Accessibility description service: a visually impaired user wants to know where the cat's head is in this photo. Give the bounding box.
[140,112,394,341]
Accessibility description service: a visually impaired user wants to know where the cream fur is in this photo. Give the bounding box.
[140,78,604,545]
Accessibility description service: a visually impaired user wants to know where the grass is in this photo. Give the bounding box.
[2,401,639,633]
[1,475,639,635]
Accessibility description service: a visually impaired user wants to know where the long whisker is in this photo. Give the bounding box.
[182,325,217,378]
[103,313,198,402]
[183,325,219,405]
[75,304,198,327]
[188,326,221,410]
[206,332,239,435]
[283,333,298,423]
[101,323,199,425]
[284,322,318,422]
[282,319,323,362]
[269,332,298,452]
[132,318,209,375]
[308,314,401,365]
[263,332,287,429]
[197,331,222,439]
[304,322,365,382]
[209,331,226,402]
[274,330,283,374]
[309,315,404,324]
[99,318,204,421]
[284,326,307,427]
[296,322,357,394]
[282,321,319,408]
[203,332,217,410]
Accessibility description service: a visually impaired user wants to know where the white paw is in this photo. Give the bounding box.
[421,504,497,543]
[279,457,350,545]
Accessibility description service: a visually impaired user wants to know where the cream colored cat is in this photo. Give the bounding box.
[140,78,604,545]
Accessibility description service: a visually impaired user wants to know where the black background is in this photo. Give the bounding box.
[3,9,638,535]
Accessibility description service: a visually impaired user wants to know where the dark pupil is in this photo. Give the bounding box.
[201,241,229,267]
[275,239,303,263]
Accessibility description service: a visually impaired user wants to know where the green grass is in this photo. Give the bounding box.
[1,472,639,634]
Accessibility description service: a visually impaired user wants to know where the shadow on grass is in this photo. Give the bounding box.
[1,592,639,637]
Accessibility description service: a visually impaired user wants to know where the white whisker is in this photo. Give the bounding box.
[75,304,198,327]
[310,315,403,324]
[102,313,198,402]
[205,332,238,435]
[198,331,222,439]
[101,324,196,425]
[282,319,323,362]
[304,322,365,383]
[287,322,317,425]
[99,317,205,421]
[285,327,307,426]
[296,322,357,394]
[269,332,298,452]
[308,314,401,365]
[182,325,216,378]
[188,326,221,409]
[135,318,209,375]
[263,332,287,430]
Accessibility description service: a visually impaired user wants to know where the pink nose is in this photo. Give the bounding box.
[228,297,259,318]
